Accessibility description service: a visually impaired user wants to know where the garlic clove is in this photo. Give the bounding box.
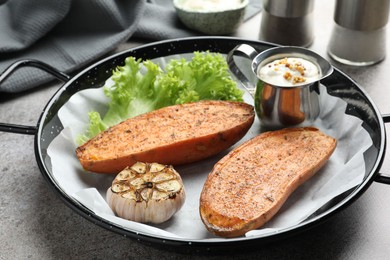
[106,162,186,224]
[149,163,166,173]
[152,172,174,183]
[156,180,182,194]
[130,162,147,174]
[116,168,136,181]
[111,183,130,193]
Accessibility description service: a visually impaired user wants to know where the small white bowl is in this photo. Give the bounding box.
[173,0,248,35]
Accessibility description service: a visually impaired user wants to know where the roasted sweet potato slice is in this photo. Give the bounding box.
[76,101,255,174]
[200,127,336,237]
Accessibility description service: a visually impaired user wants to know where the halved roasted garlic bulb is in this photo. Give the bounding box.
[106,162,186,224]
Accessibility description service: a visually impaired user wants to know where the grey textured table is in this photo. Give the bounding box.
[1,1,390,259]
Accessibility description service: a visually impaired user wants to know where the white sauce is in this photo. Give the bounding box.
[258,57,320,86]
[177,0,244,12]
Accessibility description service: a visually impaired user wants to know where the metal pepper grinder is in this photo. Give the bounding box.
[259,0,315,47]
[328,0,390,66]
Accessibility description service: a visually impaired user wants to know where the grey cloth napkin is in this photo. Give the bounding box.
[0,0,145,93]
[0,0,261,93]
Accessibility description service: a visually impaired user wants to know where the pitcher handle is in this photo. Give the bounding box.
[226,44,259,97]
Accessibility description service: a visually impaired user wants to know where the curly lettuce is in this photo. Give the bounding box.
[77,51,244,145]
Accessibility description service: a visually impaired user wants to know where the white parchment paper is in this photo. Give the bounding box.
[47,55,372,241]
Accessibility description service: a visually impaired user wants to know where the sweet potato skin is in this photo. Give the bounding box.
[76,101,255,174]
[199,127,336,238]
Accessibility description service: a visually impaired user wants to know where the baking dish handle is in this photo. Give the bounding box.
[0,59,71,135]
[375,114,390,184]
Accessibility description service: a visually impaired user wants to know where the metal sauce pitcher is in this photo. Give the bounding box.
[227,44,333,129]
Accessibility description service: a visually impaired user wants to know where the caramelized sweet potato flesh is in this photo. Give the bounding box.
[76,101,255,174]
